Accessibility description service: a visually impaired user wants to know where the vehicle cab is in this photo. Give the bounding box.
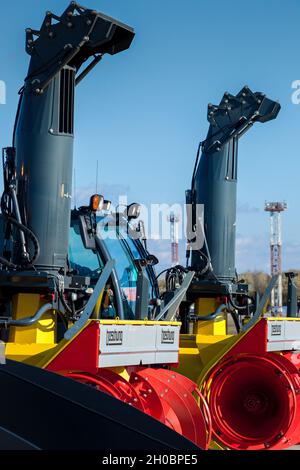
[69,197,160,322]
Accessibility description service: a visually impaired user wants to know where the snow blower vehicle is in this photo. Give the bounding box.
[0,2,211,450]
[163,87,300,450]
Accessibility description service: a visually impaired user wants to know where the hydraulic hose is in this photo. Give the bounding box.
[58,288,84,318]
[229,308,241,333]
[0,256,16,269]
[228,293,248,311]
[0,303,53,327]
[0,187,40,268]
[6,216,40,267]
[189,303,227,322]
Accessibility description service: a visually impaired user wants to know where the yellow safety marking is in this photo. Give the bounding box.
[267,317,300,321]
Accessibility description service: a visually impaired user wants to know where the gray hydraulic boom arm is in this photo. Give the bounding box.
[187,87,280,285]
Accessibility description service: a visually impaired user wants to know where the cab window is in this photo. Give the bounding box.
[101,225,137,319]
[69,221,103,280]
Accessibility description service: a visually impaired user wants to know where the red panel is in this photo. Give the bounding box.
[228,318,268,357]
[46,322,100,374]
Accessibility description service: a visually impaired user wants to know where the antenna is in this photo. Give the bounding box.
[96,160,99,194]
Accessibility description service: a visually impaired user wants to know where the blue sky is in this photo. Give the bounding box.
[0,0,299,272]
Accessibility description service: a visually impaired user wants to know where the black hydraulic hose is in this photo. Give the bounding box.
[189,303,227,322]
[228,293,248,311]
[0,303,53,327]
[1,187,40,268]
[0,256,16,269]
[230,309,241,333]
[75,54,103,86]
[156,269,169,281]
[6,216,40,267]
[12,89,24,148]
[191,141,202,190]
[56,309,68,331]
[58,288,84,317]
[9,187,28,260]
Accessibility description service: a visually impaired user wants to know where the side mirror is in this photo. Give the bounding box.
[147,254,159,266]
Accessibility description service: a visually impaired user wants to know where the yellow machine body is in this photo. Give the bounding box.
[4,292,181,369]
[6,294,57,361]
[177,298,234,383]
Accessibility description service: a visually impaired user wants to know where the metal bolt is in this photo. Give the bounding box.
[143,394,147,398]
[165,389,168,393]
[148,389,152,393]
[49,128,54,134]
[86,19,92,25]
[67,22,73,28]
[133,398,138,402]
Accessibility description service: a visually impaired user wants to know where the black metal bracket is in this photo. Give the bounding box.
[134,259,150,320]
[203,86,280,153]
[24,2,134,94]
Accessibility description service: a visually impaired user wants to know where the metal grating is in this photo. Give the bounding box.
[59,68,75,135]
